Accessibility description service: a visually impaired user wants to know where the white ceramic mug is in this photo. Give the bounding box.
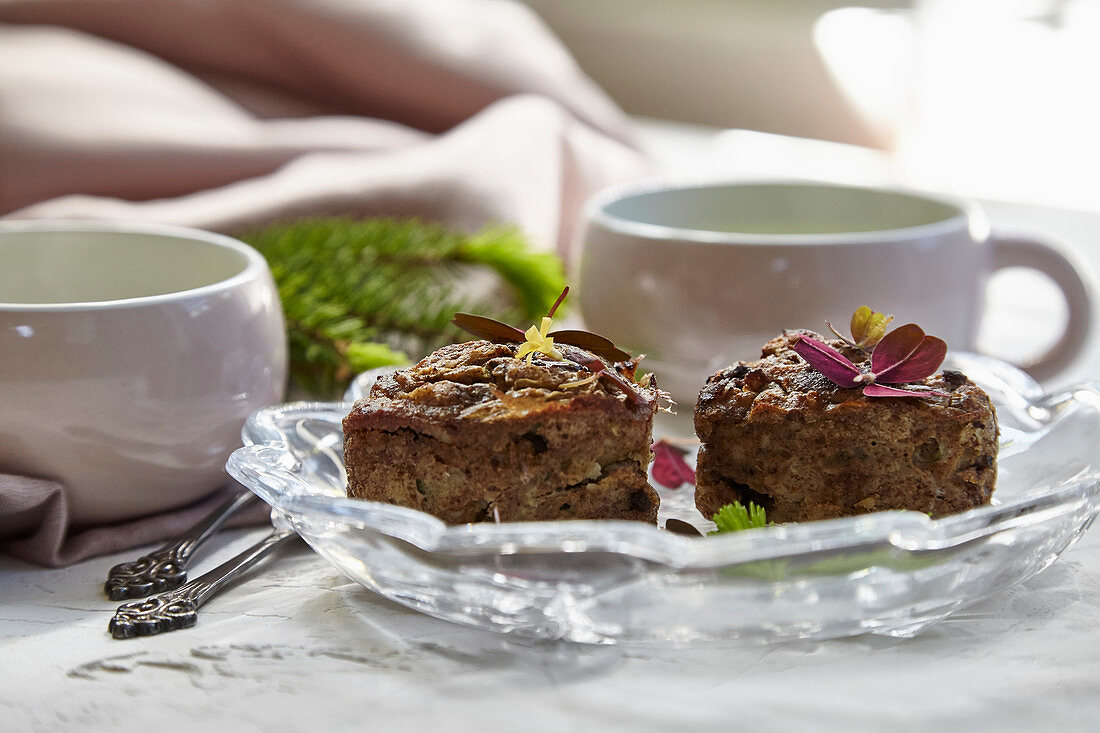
[0,222,287,531]
[579,181,1094,406]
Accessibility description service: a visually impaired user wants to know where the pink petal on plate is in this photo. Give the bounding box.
[790,335,862,388]
[872,325,947,383]
[651,440,696,489]
[863,383,948,398]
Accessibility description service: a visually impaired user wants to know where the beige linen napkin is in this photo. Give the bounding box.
[0,0,652,566]
[1,480,272,568]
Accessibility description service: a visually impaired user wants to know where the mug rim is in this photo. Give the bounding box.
[0,220,268,311]
[585,178,984,246]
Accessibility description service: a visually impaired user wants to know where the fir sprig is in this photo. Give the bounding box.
[710,501,768,534]
[240,218,566,397]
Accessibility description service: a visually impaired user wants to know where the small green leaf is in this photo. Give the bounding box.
[709,501,768,534]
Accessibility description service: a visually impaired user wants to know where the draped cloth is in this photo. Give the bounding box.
[0,0,650,565]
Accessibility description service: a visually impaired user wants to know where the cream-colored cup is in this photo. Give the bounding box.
[579,181,1094,406]
[0,222,287,531]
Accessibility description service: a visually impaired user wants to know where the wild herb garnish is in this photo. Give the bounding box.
[829,305,894,351]
[515,287,568,362]
[791,307,948,399]
[516,317,564,362]
[241,217,566,397]
[452,287,650,405]
[710,501,769,534]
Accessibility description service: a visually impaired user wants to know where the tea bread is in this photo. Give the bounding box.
[694,331,998,522]
[344,340,659,524]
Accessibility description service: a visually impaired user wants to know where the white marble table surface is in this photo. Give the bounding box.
[2,525,1099,732]
[3,129,1100,732]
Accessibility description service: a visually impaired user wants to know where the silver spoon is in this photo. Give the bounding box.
[108,528,298,639]
[104,490,261,600]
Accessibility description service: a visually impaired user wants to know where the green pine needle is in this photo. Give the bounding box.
[346,342,412,372]
[239,217,566,398]
[458,227,566,317]
[710,501,768,534]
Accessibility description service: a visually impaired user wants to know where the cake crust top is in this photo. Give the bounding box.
[345,340,657,430]
[696,330,994,426]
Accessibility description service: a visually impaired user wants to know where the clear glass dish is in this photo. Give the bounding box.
[227,354,1100,643]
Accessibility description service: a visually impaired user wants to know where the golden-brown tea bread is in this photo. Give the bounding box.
[694,331,998,522]
[344,340,659,524]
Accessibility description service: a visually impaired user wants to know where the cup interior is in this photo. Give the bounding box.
[598,182,964,238]
[0,228,252,305]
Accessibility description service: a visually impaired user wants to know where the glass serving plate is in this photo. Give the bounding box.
[227,355,1100,643]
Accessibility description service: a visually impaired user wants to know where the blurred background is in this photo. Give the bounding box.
[523,0,1099,213]
[2,0,1096,383]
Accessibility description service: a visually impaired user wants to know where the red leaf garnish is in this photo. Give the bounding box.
[790,335,862,388]
[871,324,947,383]
[651,440,696,489]
[452,288,649,406]
[547,286,569,318]
[548,329,633,362]
[452,313,526,342]
[862,383,948,398]
[561,346,649,406]
[792,310,950,401]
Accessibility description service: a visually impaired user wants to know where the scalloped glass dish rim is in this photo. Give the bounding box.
[228,352,1100,571]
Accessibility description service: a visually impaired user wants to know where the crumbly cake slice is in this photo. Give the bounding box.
[693,331,998,522]
[343,340,659,524]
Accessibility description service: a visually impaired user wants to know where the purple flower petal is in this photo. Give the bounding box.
[863,383,949,398]
[870,324,947,383]
[879,335,947,382]
[869,323,924,373]
[790,335,862,388]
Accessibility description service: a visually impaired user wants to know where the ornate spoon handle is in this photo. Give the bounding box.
[104,490,261,600]
[109,529,298,639]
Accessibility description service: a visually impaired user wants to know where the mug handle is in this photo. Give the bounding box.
[989,234,1094,381]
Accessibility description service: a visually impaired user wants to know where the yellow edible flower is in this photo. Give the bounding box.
[849,305,894,349]
[515,316,563,362]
